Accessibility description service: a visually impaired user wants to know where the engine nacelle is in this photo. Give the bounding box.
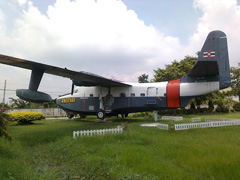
[16,89,52,103]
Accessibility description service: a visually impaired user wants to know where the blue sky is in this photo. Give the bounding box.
[0,0,240,100]
[122,0,201,43]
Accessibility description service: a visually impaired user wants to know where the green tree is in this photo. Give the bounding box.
[9,98,30,109]
[9,98,58,109]
[153,56,196,82]
[138,73,149,83]
[230,67,240,102]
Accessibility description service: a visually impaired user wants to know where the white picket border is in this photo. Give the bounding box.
[191,117,201,123]
[73,126,123,139]
[157,123,169,130]
[175,119,240,131]
[162,116,183,121]
[205,118,237,122]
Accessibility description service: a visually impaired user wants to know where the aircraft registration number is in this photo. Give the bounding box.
[61,97,76,104]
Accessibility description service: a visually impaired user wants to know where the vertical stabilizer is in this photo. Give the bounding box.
[188,30,231,89]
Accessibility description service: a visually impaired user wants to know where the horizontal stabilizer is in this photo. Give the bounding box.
[188,61,219,77]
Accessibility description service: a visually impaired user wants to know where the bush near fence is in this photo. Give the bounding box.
[233,102,240,111]
[8,111,45,124]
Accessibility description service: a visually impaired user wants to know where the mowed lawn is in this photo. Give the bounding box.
[1,113,240,179]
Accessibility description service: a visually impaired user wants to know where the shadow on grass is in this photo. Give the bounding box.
[8,121,45,127]
[17,122,45,126]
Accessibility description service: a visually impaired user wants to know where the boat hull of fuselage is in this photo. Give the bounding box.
[56,96,168,116]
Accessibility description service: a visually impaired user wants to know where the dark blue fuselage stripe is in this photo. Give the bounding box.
[56,96,168,113]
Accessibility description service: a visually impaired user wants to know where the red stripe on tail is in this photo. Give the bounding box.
[167,79,180,108]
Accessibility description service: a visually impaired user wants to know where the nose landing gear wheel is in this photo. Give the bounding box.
[97,110,106,120]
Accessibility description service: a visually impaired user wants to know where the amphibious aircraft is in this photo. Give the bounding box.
[0,30,231,119]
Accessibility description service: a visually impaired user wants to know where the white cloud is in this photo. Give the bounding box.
[0,0,186,100]
[189,0,240,66]
[17,0,28,6]
[0,0,240,101]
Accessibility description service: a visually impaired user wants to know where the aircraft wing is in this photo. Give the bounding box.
[0,54,131,87]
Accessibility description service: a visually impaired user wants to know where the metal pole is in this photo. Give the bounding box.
[153,110,158,121]
[2,80,6,108]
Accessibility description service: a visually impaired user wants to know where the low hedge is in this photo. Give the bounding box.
[8,111,45,124]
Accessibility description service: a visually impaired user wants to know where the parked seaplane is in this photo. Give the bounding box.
[0,31,231,119]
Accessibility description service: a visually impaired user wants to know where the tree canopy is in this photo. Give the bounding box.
[138,73,149,83]
[230,67,240,102]
[152,55,237,111]
[153,56,196,82]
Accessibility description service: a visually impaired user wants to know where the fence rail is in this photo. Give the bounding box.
[191,117,201,123]
[157,124,169,130]
[162,116,183,121]
[205,118,237,122]
[73,126,123,138]
[175,120,240,131]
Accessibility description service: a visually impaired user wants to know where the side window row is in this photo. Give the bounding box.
[74,92,146,97]
[120,93,145,97]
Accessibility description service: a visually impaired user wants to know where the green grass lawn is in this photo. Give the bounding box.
[1,113,240,179]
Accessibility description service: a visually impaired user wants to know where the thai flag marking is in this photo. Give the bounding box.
[203,51,215,58]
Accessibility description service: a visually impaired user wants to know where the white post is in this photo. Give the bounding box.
[73,131,76,139]
[153,111,158,121]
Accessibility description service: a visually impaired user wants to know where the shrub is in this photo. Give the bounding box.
[190,102,196,109]
[233,102,240,111]
[0,108,12,140]
[215,103,229,113]
[8,111,45,124]
[208,100,214,110]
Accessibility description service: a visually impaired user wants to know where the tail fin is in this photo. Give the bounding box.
[188,30,231,89]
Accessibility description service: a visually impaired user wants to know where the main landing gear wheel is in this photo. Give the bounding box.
[97,110,106,120]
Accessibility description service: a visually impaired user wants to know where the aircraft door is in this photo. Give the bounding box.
[146,87,158,106]
[147,87,157,96]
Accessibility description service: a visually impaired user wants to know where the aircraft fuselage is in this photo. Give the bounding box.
[56,80,220,117]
